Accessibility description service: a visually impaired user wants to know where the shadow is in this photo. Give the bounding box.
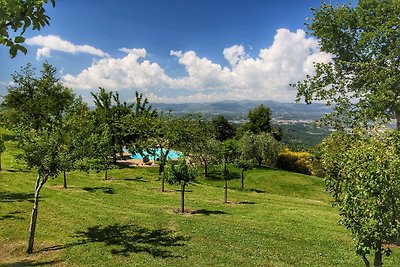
[82,187,115,194]
[0,191,34,203]
[6,169,18,172]
[43,223,188,258]
[191,209,228,216]
[0,259,64,266]
[248,189,266,194]
[0,211,25,221]
[124,177,147,182]
[236,201,256,205]
[206,170,240,181]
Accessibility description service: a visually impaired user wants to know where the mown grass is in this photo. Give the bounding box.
[0,136,399,266]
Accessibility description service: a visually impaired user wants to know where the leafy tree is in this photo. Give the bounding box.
[210,115,236,142]
[239,132,281,167]
[165,159,196,213]
[320,129,400,267]
[0,0,55,57]
[221,139,238,203]
[234,158,253,190]
[0,135,5,171]
[293,0,400,130]
[1,62,75,130]
[247,104,272,134]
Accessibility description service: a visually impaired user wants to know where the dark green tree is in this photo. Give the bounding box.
[247,104,272,134]
[0,0,55,57]
[294,0,400,130]
[165,159,196,213]
[210,115,236,142]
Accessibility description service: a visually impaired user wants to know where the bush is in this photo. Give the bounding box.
[277,148,313,175]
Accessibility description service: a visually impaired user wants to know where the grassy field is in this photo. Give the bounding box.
[0,134,399,266]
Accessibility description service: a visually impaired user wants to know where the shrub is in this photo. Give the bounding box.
[277,148,313,175]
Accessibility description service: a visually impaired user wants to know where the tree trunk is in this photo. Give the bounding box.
[204,163,208,177]
[63,170,67,189]
[396,109,400,130]
[224,160,228,203]
[27,174,46,254]
[181,183,185,213]
[362,255,370,267]
[161,172,165,192]
[373,246,382,267]
[0,154,2,171]
[105,168,108,180]
[241,170,244,189]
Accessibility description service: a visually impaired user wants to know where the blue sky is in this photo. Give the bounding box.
[0,0,352,104]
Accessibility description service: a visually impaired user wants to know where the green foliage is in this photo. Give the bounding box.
[277,148,313,175]
[320,129,400,266]
[165,159,196,186]
[247,104,272,133]
[0,0,55,57]
[239,132,281,166]
[294,0,400,129]
[1,62,75,130]
[210,115,236,142]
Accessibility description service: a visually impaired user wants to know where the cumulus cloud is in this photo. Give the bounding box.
[61,28,331,103]
[26,35,109,60]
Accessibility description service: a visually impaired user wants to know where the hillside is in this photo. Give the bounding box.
[1,138,399,266]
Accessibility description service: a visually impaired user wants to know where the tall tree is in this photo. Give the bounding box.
[320,129,400,267]
[210,115,236,142]
[165,159,196,213]
[1,62,76,253]
[0,0,55,57]
[294,0,400,129]
[247,104,272,134]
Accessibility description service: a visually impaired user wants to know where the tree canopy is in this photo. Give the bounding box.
[294,0,400,129]
[0,0,55,57]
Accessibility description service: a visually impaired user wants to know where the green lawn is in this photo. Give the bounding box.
[0,137,399,266]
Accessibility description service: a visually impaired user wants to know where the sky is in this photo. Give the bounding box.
[0,0,352,104]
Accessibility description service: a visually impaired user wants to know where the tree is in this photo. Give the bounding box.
[239,132,281,167]
[234,158,253,190]
[1,62,75,131]
[320,129,400,267]
[247,104,272,134]
[165,159,196,213]
[293,0,400,130]
[0,135,5,171]
[210,115,236,142]
[221,139,238,203]
[0,0,55,57]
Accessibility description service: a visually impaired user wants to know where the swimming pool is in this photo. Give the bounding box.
[130,148,182,160]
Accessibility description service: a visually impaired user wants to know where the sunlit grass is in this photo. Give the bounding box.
[0,138,399,266]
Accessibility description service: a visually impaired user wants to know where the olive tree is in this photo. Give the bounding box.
[320,129,400,267]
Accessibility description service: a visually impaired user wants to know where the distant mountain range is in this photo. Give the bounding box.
[153,100,332,121]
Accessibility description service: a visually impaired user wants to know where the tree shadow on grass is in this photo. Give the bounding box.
[190,209,228,216]
[0,211,25,221]
[43,223,188,258]
[82,187,115,194]
[124,176,147,182]
[0,191,34,203]
[0,259,64,266]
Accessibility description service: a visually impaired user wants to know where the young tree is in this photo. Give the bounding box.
[165,159,196,213]
[320,129,400,267]
[0,0,55,57]
[234,158,253,190]
[221,139,238,203]
[294,0,400,130]
[0,135,5,171]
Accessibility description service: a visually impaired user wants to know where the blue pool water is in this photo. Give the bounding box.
[130,148,182,160]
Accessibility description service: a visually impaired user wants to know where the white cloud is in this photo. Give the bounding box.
[26,35,109,60]
[61,28,331,103]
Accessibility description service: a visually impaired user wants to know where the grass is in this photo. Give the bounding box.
[0,137,399,266]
